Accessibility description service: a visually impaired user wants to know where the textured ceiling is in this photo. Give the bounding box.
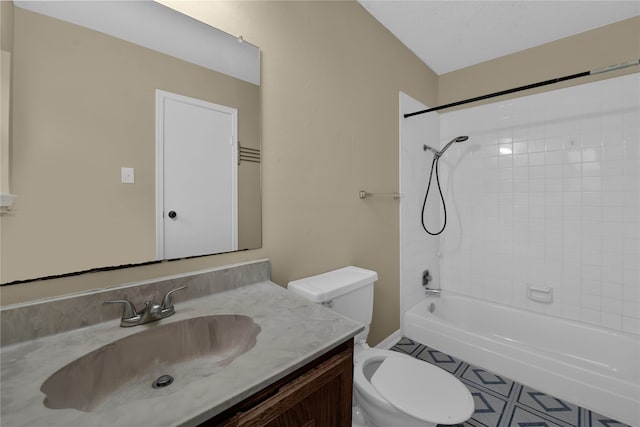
[358,1,640,75]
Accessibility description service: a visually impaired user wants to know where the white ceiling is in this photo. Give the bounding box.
[358,1,640,75]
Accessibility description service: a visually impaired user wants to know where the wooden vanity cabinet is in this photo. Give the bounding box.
[200,339,354,427]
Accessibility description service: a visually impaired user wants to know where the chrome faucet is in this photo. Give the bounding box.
[103,286,187,327]
[424,287,441,297]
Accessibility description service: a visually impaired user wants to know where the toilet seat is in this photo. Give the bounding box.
[371,355,474,425]
[354,348,474,425]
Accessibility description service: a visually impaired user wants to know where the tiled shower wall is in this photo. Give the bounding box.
[437,73,639,334]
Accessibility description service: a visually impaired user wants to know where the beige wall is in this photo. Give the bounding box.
[440,16,640,107]
[1,1,14,289]
[0,1,437,346]
[1,1,14,193]
[2,6,260,282]
[0,1,13,53]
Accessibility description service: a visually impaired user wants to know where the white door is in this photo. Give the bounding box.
[156,90,237,259]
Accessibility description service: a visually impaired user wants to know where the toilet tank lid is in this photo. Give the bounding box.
[287,266,378,303]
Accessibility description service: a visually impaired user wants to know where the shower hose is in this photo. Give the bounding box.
[421,157,447,235]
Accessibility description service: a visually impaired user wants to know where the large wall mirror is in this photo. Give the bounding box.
[0,1,262,284]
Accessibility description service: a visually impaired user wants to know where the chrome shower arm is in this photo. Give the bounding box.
[423,144,441,157]
[423,136,468,158]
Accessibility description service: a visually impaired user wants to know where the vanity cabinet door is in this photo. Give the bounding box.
[217,342,353,427]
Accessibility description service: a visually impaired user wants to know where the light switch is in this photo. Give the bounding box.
[121,167,135,184]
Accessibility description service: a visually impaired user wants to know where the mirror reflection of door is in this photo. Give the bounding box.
[156,90,238,259]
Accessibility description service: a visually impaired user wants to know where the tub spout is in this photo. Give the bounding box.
[424,288,441,297]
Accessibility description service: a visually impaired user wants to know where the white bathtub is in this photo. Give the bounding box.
[403,293,640,426]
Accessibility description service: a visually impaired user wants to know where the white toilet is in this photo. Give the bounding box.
[288,266,474,427]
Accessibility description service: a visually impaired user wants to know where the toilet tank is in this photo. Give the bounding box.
[287,266,378,328]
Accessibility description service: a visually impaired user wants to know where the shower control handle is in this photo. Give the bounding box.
[422,270,433,287]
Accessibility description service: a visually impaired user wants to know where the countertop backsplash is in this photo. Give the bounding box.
[1,259,271,346]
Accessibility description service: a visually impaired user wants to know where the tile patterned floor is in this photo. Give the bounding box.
[390,338,631,427]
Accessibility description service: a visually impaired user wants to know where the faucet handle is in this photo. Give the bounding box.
[160,285,187,312]
[422,269,433,287]
[103,299,138,318]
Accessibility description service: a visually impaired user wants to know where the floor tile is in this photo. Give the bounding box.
[390,337,424,356]
[415,346,466,375]
[461,381,509,427]
[516,385,581,426]
[506,405,570,427]
[458,365,516,399]
[390,338,630,427]
[583,411,632,427]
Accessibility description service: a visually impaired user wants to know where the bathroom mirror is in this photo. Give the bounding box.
[0,1,261,284]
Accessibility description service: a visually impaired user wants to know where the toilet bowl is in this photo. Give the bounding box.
[353,346,474,427]
[288,266,474,427]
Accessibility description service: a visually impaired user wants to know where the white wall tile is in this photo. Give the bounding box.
[622,317,640,335]
[601,313,622,330]
[601,297,623,315]
[400,74,638,335]
[581,308,601,325]
[432,73,639,334]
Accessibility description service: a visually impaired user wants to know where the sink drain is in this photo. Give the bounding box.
[152,374,174,389]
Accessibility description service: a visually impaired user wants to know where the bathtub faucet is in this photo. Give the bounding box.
[422,269,440,296]
[424,287,441,297]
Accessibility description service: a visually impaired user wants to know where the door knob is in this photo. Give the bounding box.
[168,211,177,219]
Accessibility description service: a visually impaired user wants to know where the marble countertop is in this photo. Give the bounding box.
[1,281,363,426]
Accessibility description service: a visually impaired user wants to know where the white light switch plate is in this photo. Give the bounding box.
[121,167,135,184]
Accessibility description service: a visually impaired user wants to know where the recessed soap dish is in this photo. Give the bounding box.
[527,284,553,303]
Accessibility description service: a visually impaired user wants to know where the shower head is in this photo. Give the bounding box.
[423,136,469,158]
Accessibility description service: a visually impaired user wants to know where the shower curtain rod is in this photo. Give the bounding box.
[403,59,640,119]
